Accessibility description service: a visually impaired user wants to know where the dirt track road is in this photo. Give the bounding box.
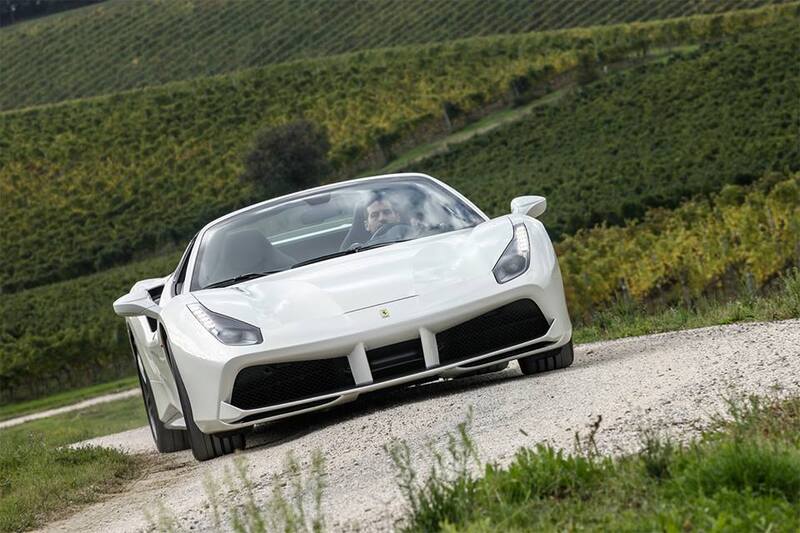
[0,389,140,429]
[43,319,800,532]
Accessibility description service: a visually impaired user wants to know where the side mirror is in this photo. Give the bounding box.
[113,287,161,319]
[510,196,547,218]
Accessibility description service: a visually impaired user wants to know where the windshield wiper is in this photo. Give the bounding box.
[204,270,286,289]
[290,239,410,269]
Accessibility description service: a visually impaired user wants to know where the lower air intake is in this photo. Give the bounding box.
[230,357,355,410]
[367,338,426,382]
[437,299,550,364]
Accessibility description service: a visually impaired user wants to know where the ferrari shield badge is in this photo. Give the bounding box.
[379,308,390,319]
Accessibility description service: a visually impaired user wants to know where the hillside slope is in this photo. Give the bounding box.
[3,7,789,293]
[0,0,788,110]
[411,18,800,237]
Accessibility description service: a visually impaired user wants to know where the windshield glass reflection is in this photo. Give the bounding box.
[192,177,484,290]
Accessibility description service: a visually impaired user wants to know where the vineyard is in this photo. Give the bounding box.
[0,0,788,110]
[414,16,800,236]
[559,174,800,318]
[0,253,180,403]
[3,5,793,293]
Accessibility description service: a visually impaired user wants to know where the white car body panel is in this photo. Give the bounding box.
[115,173,572,435]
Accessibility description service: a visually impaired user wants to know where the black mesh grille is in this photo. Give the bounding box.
[230,357,355,410]
[367,338,426,382]
[437,300,549,364]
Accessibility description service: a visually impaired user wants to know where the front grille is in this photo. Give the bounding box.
[230,357,355,410]
[437,299,550,364]
[367,338,426,382]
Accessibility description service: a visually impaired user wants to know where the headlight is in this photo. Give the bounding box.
[493,222,530,283]
[187,302,263,345]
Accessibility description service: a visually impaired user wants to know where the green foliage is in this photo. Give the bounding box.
[0,396,145,532]
[558,174,800,318]
[387,413,484,531]
[415,17,800,237]
[391,397,800,532]
[0,0,789,110]
[682,439,800,500]
[0,252,179,403]
[242,120,332,198]
[1,4,794,293]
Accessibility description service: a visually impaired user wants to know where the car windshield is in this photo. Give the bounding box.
[191,177,484,290]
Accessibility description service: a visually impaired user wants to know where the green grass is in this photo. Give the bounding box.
[0,0,785,111]
[573,267,800,344]
[1,5,793,294]
[0,376,138,422]
[389,396,800,532]
[0,395,147,532]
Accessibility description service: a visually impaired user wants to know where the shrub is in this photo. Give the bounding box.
[241,120,332,198]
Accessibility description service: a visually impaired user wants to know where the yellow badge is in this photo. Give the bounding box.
[379,308,390,318]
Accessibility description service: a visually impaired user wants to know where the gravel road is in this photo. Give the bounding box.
[42,319,800,532]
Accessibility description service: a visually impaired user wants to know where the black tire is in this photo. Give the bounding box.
[518,340,574,375]
[160,328,246,462]
[129,330,190,453]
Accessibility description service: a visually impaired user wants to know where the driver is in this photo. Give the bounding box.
[365,197,400,234]
[363,194,412,244]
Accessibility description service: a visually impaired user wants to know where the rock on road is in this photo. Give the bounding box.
[42,319,800,532]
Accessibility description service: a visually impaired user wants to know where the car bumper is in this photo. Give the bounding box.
[167,246,572,434]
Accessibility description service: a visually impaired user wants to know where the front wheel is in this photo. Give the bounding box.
[161,328,245,461]
[518,340,574,375]
[130,332,190,453]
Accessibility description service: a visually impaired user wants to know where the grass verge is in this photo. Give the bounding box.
[574,267,800,344]
[0,375,138,422]
[388,395,800,532]
[0,395,146,532]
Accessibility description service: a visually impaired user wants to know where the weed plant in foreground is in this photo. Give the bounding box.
[151,452,328,533]
[388,397,800,531]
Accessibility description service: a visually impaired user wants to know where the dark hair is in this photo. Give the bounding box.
[365,191,396,211]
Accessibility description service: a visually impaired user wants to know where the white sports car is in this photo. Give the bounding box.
[114,173,573,461]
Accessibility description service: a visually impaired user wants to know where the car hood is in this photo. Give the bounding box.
[193,217,512,327]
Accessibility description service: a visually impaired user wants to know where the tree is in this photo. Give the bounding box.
[241,120,332,197]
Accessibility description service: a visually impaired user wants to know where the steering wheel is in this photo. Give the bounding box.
[370,222,401,240]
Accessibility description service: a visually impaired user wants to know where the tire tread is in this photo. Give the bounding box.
[518,340,574,375]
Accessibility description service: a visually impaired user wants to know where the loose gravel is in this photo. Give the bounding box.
[41,319,800,532]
